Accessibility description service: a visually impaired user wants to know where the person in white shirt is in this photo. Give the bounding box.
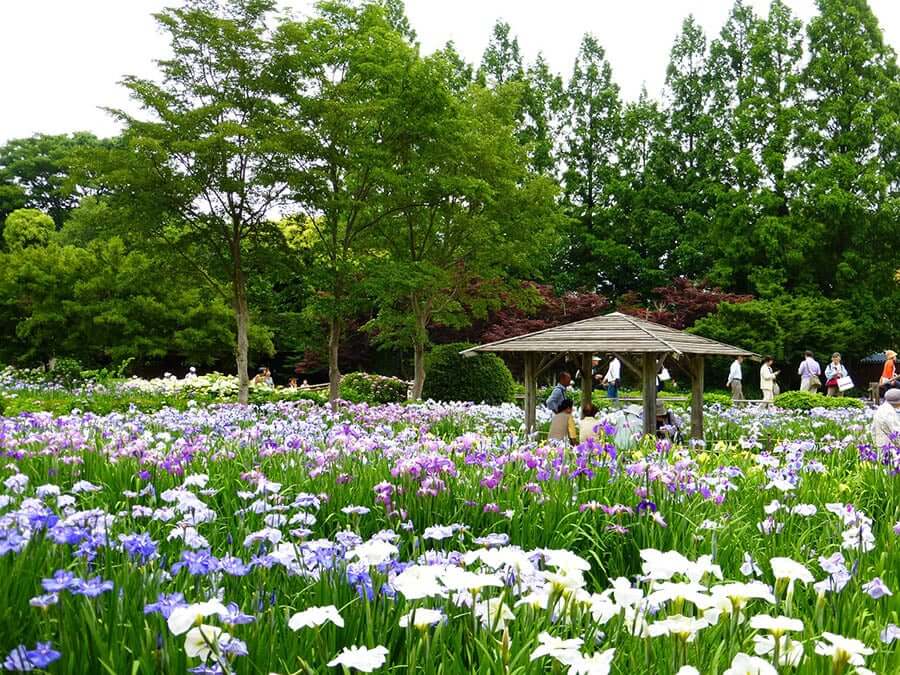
[727,356,744,401]
[601,355,621,401]
[798,350,822,393]
[759,356,779,407]
[872,389,900,448]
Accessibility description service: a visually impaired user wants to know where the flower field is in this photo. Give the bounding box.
[1,395,899,674]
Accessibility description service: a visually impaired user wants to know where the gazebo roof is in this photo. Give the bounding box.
[461,311,756,357]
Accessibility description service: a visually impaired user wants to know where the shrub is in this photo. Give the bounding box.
[340,372,408,405]
[774,391,865,411]
[50,358,88,388]
[703,392,734,408]
[423,343,515,405]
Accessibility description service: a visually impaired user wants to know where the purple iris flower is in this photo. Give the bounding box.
[2,645,33,672]
[171,549,219,575]
[219,602,255,625]
[29,593,59,608]
[143,592,187,619]
[71,576,114,598]
[218,555,251,577]
[863,577,893,599]
[41,570,79,593]
[187,665,223,675]
[24,643,60,669]
[119,533,158,563]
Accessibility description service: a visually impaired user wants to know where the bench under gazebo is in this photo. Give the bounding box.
[461,312,756,439]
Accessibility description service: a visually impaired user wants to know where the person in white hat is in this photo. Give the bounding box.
[873,388,900,448]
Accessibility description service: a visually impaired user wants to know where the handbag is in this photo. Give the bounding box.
[837,375,854,392]
[809,375,821,388]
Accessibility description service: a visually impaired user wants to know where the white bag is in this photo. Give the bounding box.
[837,375,854,392]
[658,368,671,382]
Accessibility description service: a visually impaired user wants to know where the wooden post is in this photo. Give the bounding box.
[523,353,537,435]
[642,352,657,436]
[581,352,593,413]
[691,355,705,440]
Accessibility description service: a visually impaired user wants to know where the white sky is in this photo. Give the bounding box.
[2,0,899,143]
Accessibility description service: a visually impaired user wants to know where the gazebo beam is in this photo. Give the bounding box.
[642,352,658,435]
[690,355,705,440]
[523,352,537,435]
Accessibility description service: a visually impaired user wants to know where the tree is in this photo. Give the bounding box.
[521,54,565,177]
[0,133,104,227]
[367,60,560,398]
[558,34,622,292]
[620,277,753,329]
[795,0,898,316]
[3,209,55,251]
[82,0,291,403]
[478,21,524,87]
[276,0,422,401]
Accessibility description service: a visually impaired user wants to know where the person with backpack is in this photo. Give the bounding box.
[545,372,572,413]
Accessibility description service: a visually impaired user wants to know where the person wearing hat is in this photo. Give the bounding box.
[873,388,900,448]
[759,356,779,407]
[824,352,848,397]
[880,350,899,399]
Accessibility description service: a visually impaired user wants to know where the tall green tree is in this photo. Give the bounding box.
[656,16,723,278]
[276,0,421,401]
[367,59,560,398]
[83,0,290,403]
[0,133,104,227]
[558,34,621,291]
[521,54,565,177]
[478,20,524,87]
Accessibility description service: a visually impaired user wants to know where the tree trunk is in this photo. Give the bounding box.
[232,268,251,406]
[328,316,341,403]
[411,306,428,400]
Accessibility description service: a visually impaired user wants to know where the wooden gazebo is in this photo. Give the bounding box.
[461,312,756,439]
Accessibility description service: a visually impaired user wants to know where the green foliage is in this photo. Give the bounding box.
[339,372,408,405]
[691,296,869,384]
[50,357,87,388]
[703,392,734,408]
[3,208,54,250]
[774,390,865,410]
[423,343,514,404]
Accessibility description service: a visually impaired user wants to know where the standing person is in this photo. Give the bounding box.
[546,372,572,413]
[824,353,849,397]
[759,356,779,407]
[548,399,578,445]
[798,351,822,393]
[727,356,744,402]
[872,389,900,448]
[880,350,899,399]
[601,355,621,401]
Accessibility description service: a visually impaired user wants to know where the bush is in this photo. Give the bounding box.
[50,357,88,388]
[339,372,408,405]
[423,343,515,405]
[703,392,734,408]
[774,391,865,411]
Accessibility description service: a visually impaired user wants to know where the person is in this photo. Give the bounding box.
[253,367,271,386]
[759,356,779,407]
[880,350,899,399]
[579,404,600,443]
[657,363,673,392]
[798,351,822,393]
[727,356,744,401]
[601,355,621,401]
[655,400,684,442]
[872,388,900,448]
[824,353,849,397]
[546,372,572,413]
[288,377,298,389]
[548,398,578,445]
